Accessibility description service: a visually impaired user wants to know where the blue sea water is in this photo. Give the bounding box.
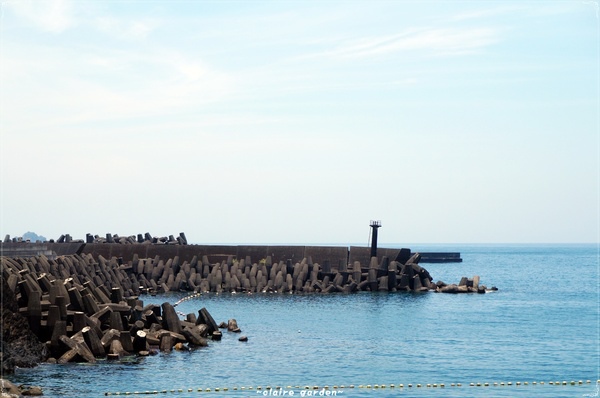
[9,244,600,397]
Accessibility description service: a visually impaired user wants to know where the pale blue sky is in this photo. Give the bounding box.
[0,1,598,244]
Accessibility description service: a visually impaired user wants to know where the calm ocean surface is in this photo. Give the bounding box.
[10,244,600,397]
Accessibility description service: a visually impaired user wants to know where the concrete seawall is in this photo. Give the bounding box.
[1,242,441,267]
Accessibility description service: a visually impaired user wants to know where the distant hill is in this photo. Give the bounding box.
[22,231,47,242]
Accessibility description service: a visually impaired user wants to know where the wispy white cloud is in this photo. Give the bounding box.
[93,16,162,40]
[5,0,74,33]
[0,1,596,243]
[301,26,501,60]
[391,78,419,86]
[447,2,589,22]
[1,43,236,132]
[447,5,524,22]
[4,0,161,39]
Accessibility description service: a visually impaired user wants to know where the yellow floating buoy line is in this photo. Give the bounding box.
[173,292,202,307]
[105,379,599,395]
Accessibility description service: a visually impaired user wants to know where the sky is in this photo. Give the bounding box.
[0,1,598,245]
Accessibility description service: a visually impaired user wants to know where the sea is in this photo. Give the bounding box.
[8,244,600,398]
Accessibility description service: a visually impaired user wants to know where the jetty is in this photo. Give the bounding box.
[419,252,463,263]
[0,228,479,298]
[0,227,490,373]
[1,230,462,265]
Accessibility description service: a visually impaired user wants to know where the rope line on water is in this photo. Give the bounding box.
[173,293,202,307]
[105,379,599,395]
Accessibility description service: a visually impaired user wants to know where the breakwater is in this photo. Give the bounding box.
[0,237,483,297]
[0,243,493,375]
[0,247,487,297]
[1,238,462,265]
[0,253,245,372]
